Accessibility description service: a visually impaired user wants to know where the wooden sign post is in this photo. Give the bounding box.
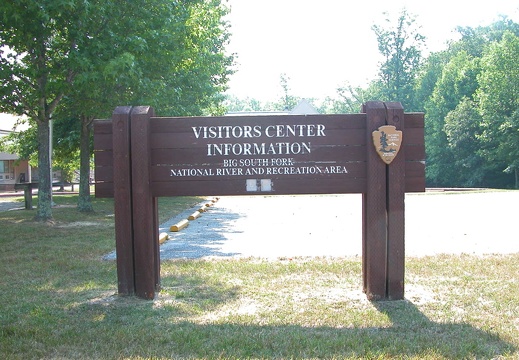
[94,101,425,300]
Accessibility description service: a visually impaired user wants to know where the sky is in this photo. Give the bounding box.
[224,0,519,103]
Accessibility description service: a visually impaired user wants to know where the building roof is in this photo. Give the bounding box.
[0,152,18,160]
[226,99,319,116]
[289,99,319,115]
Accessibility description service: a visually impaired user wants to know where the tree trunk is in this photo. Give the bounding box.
[36,119,53,221]
[77,115,94,212]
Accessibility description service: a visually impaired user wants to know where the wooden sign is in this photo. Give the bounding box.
[94,111,425,198]
[372,125,403,164]
[93,101,426,301]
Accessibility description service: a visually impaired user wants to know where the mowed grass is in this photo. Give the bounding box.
[0,194,518,359]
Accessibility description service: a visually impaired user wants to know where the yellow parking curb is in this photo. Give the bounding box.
[170,219,189,232]
[158,232,169,244]
[188,211,201,221]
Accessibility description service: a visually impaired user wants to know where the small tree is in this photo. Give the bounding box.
[278,73,299,111]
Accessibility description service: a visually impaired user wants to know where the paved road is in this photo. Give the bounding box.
[156,191,519,259]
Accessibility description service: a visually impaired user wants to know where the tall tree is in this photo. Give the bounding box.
[372,9,425,110]
[55,0,233,212]
[443,98,487,186]
[0,0,136,220]
[424,50,481,186]
[0,0,234,218]
[476,31,519,188]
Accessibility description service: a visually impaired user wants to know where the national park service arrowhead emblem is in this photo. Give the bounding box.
[372,125,403,165]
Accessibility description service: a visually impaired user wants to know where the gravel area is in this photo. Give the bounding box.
[156,191,519,259]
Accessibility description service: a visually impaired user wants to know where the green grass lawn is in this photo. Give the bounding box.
[0,195,518,359]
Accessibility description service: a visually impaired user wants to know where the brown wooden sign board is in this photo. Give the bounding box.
[94,102,425,300]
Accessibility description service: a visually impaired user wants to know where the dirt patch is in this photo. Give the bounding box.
[56,221,111,228]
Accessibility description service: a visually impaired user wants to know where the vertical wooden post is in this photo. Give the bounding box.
[363,101,388,300]
[153,197,161,291]
[130,106,159,299]
[385,102,405,299]
[112,106,135,295]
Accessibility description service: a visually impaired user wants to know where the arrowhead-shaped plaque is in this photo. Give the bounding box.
[372,125,403,165]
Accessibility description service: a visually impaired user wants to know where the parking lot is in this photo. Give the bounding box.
[157,191,519,259]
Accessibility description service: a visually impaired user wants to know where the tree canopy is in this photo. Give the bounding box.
[227,13,519,188]
[0,0,234,219]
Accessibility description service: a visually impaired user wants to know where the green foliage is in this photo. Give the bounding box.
[320,82,384,114]
[476,31,519,187]
[423,51,481,186]
[1,0,235,219]
[127,0,235,117]
[372,9,425,110]
[415,19,519,188]
[277,73,300,111]
[224,13,519,188]
[443,98,489,186]
[224,95,265,112]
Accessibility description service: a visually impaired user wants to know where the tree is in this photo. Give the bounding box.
[372,9,425,110]
[443,98,487,186]
[417,19,519,188]
[128,0,234,116]
[320,82,383,114]
[277,73,299,111]
[476,31,519,188]
[56,0,234,212]
[453,17,519,58]
[423,50,481,186]
[0,0,136,220]
[0,0,234,218]
[224,95,264,112]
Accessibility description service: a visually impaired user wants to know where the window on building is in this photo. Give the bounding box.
[0,160,14,181]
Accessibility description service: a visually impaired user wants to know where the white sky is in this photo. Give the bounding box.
[224,0,519,102]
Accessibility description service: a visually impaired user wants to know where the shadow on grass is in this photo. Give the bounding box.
[370,299,514,358]
[72,280,516,359]
[2,268,515,359]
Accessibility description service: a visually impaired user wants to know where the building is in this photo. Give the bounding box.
[226,99,320,116]
[0,113,32,191]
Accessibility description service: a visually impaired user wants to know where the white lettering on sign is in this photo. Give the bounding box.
[191,124,326,157]
[168,122,349,182]
[206,142,311,156]
[170,168,215,177]
[169,164,348,177]
[191,124,326,139]
[191,125,262,139]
